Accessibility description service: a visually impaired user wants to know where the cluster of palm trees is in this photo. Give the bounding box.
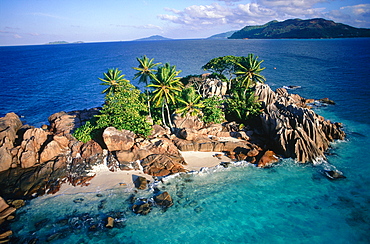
[98,54,266,130]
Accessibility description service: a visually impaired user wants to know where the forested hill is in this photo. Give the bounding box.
[228,18,370,39]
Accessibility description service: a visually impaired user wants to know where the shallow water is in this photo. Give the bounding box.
[2,39,370,243]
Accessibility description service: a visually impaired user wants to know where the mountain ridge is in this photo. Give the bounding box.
[227,18,370,39]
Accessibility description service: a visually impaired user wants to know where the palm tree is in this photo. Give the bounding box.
[133,56,161,117]
[133,55,161,84]
[99,68,129,95]
[176,87,204,117]
[148,63,183,128]
[226,87,262,123]
[234,54,266,89]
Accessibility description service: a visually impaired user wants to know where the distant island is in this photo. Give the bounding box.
[227,18,370,39]
[46,41,84,45]
[207,31,236,40]
[135,35,172,41]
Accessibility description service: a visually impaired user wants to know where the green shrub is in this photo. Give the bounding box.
[201,96,225,124]
[95,81,152,137]
[72,119,99,143]
[73,69,152,143]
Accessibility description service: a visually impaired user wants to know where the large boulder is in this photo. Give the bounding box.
[0,147,12,172]
[0,113,23,171]
[0,113,22,147]
[102,127,135,151]
[141,154,187,176]
[200,78,227,98]
[257,150,279,168]
[172,114,204,130]
[198,123,223,136]
[150,124,170,138]
[48,108,100,136]
[177,128,202,141]
[18,128,49,168]
[39,140,63,164]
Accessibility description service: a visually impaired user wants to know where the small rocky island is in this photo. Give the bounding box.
[0,55,346,242]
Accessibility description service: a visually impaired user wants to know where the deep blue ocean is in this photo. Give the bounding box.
[1,39,369,243]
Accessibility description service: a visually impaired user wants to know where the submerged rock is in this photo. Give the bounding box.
[132,202,152,215]
[154,192,173,209]
[324,170,346,180]
[134,176,148,190]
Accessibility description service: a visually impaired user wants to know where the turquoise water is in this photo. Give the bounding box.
[1,39,370,243]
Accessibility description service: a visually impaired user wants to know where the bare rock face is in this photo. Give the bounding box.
[102,127,135,151]
[18,128,50,168]
[177,128,203,141]
[39,140,63,164]
[255,83,345,163]
[200,78,228,98]
[198,123,223,136]
[48,108,100,136]
[141,154,187,176]
[0,113,23,147]
[172,114,204,130]
[151,124,170,138]
[0,113,23,171]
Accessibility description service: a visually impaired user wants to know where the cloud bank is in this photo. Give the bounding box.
[159,1,370,33]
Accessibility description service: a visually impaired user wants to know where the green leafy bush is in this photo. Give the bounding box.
[72,119,100,143]
[201,96,225,124]
[73,69,152,142]
[95,80,152,137]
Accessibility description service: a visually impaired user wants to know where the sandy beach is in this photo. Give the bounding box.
[49,151,232,196]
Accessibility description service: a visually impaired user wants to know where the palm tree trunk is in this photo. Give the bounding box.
[161,102,167,128]
[165,102,173,128]
[147,93,151,118]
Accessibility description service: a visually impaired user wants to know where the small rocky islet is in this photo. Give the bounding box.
[0,82,345,242]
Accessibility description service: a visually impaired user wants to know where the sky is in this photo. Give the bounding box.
[0,0,369,46]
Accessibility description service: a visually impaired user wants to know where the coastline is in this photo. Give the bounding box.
[47,151,232,197]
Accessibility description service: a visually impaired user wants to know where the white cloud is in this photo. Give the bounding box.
[116,24,163,30]
[327,4,370,27]
[159,3,234,28]
[158,0,370,36]
[259,0,327,8]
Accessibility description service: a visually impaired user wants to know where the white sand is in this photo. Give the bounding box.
[48,151,231,196]
[180,151,231,171]
[52,164,152,196]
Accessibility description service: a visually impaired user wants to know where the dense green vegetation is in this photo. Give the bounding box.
[229,18,370,39]
[73,54,266,143]
[73,69,152,142]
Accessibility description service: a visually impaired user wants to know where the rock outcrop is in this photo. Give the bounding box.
[255,84,345,163]
[200,78,228,98]
[48,108,100,136]
[172,114,204,130]
[102,127,135,151]
[141,154,187,176]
